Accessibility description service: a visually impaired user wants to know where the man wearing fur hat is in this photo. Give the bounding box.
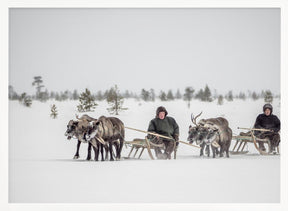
[254,103,280,153]
[147,106,179,159]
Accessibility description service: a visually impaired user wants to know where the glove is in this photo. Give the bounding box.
[147,134,154,140]
[173,134,179,142]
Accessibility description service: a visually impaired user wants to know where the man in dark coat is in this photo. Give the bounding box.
[254,103,280,153]
[147,106,179,159]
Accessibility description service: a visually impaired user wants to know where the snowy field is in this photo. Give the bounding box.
[9,98,281,203]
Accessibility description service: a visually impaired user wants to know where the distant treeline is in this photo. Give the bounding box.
[9,85,277,103]
[9,76,278,107]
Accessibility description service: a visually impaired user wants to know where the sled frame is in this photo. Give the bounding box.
[231,134,279,155]
[124,138,177,160]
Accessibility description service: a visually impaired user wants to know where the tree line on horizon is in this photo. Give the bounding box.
[9,76,277,113]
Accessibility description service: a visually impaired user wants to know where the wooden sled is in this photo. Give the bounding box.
[231,132,280,155]
[124,138,177,160]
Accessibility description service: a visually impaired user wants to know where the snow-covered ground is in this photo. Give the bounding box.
[9,98,280,203]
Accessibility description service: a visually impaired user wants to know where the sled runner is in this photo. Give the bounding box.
[230,128,280,155]
[124,138,175,160]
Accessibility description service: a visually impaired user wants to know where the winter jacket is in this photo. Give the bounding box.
[148,116,179,141]
[254,113,280,132]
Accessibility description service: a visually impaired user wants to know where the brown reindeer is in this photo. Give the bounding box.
[188,112,231,158]
[85,116,125,161]
[64,115,99,160]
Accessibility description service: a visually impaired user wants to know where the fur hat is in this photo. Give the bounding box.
[156,106,168,117]
[263,103,273,113]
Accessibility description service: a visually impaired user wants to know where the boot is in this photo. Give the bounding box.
[258,142,266,151]
[157,153,168,160]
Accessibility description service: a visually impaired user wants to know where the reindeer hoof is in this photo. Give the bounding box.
[73,155,79,159]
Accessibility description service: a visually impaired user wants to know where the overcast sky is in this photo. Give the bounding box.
[9,8,280,95]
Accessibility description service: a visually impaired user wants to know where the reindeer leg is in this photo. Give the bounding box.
[205,144,210,157]
[109,142,114,161]
[226,148,230,158]
[113,141,119,160]
[117,139,124,161]
[74,140,81,159]
[211,146,216,158]
[200,143,204,156]
[219,144,224,157]
[100,144,104,161]
[92,144,99,161]
[226,142,231,158]
[104,144,109,161]
[86,142,92,160]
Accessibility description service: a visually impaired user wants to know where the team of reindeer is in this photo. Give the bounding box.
[64,113,232,161]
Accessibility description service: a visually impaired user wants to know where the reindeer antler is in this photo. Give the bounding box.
[75,114,97,122]
[191,112,203,126]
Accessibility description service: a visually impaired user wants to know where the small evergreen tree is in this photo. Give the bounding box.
[72,90,79,100]
[77,88,98,112]
[19,93,32,107]
[264,90,273,103]
[60,91,69,101]
[32,76,44,100]
[50,91,56,100]
[195,89,204,101]
[150,89,155,101]
[238,92,246,100]
[141,89,150,101]
[251,91,259,101]
[9,85,18,100]
[167,90,174,101]
[159,91,167,101]
[184,87,194,108]
[50,104,58,119]
[38,89,49,102]
[106,85,127,115]
[217,95,224,105]
[203,85,213,102]
[226,90,233,102]
[55,92,61,101]
[175,89,182,99]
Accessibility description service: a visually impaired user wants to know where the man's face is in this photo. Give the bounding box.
[158,111,166,120]
[264,108,271,116]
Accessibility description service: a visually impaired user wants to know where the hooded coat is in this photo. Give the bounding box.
[254,112,280,132]
[148,116,179,141]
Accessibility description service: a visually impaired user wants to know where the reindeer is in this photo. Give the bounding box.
[187,112,232,158]
[74,115,113,161]
[201,122,232,158]
[64,115,99,160]
[187,112,212,157]
[197,113,232,158]
[85,116,125,161]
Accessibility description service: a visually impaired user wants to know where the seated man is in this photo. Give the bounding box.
[254,103,280,153]
[147,106,179,159]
